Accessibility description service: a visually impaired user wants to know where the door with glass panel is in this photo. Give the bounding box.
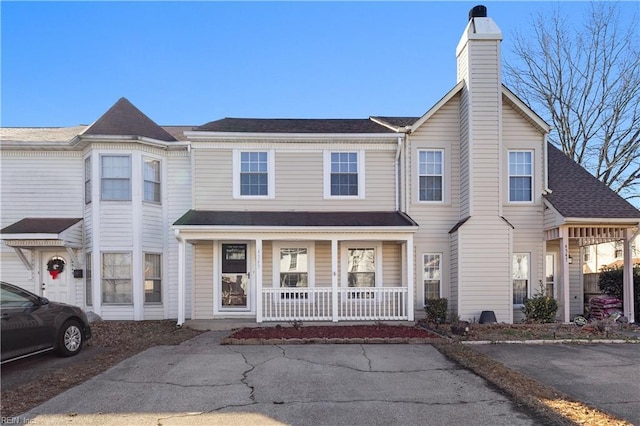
[220,244,249,310]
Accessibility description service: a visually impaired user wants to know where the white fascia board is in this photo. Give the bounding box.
[563,218,640,226]
[502,86,550,133]
[3,233,61,240]
[410,81,465,133]
[75,134,173,149]
[184,131,400,141]
[173,226,418,241]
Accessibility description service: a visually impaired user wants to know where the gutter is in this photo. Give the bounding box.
[395,136,403,211]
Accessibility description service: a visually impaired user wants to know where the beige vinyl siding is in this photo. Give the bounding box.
[262,241,273,288]
[382,242,401,287]
[449,232,459,316]
[457,218,512,323]
[193,243,214,319]
[167,153,192,319]
[466,41,502,217]
[459,88,471,218]
[315,241,332,288]
[193,146,396,211]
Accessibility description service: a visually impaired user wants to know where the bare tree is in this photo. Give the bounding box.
[504,3,640,204]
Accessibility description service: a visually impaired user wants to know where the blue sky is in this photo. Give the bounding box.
[1,1,638,127]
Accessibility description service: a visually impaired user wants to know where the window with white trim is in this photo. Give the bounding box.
[101,155,131,201]
[85,252,92,306]
[279,248,309,288]
[143,158,161,203]
[233,150,274,198]
[101,252,132,304]
[545,254,555,297]
[84,157,91,204]
[513,253,530,305]
[144,253,162,303]
[418,150,443,202]
[508,151,533,202]
[324,151,364,198]
[423,253,442,303]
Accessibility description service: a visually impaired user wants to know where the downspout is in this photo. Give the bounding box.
[174,229,186,326]
[543,134,551,193]
[395,136,402,211]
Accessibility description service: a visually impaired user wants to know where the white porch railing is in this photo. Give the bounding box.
[261,287,409,322]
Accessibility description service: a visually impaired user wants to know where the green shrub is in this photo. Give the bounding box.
[598,264,640,322]
[425,298,448,323]
[522,281,558,323]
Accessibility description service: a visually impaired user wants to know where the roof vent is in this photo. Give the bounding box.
[469,5,487,20]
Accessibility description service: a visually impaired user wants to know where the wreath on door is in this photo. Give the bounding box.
[47,257,65,279]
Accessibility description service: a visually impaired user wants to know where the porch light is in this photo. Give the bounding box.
[568,256,573,264]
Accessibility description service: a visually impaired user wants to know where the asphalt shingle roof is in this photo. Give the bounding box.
[1,218,82,235]
[194,118,398,134]
[84,98,177,142]
[174,210,418,227]
[545,144,640,220]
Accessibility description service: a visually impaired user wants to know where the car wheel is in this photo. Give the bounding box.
[57,320,84,357]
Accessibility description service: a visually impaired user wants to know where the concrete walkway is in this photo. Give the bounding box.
[15,332,539,426]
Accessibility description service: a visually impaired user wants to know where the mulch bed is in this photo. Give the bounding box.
[222,324,442,344]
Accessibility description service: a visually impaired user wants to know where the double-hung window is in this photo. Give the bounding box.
[84,157,91,204]
[423,253,442,303]
[143,159,161,203]
[233,150,273,198]
[101,155,131,201]
[512,253,530,305]
[144,253,162,303]
[325,151,364,198]
[102,252,132,304]
[342,243,382,289]
[508,151,533,202]
[418,150,443,202]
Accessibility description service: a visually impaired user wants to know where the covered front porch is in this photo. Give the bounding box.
[173,210,418,325]
[545,223,638,323]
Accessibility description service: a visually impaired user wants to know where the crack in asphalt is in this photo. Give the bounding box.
[277,344,452,374]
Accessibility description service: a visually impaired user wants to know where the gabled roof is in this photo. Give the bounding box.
[545,144,640,220]
[193,118,397,134]
[83,98,177,142]
[1,218,82,234]
[174,210,418,228]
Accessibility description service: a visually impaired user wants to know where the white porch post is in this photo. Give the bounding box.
[406,236,414,321]
[623,229,635,323]
[559,227,571,323]
[331,239,338,322]
[256,239,263,323]
[176,232,186,326]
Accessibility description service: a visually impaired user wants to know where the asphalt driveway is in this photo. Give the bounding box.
[473,343,640,424]
[13,332,539,426]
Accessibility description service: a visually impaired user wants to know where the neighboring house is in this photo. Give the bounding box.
[583,235,640,273]
[2,7,639,324]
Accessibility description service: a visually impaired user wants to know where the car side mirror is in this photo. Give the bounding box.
[38,297,50,305]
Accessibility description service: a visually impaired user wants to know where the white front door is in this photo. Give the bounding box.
[41,251,70,303]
